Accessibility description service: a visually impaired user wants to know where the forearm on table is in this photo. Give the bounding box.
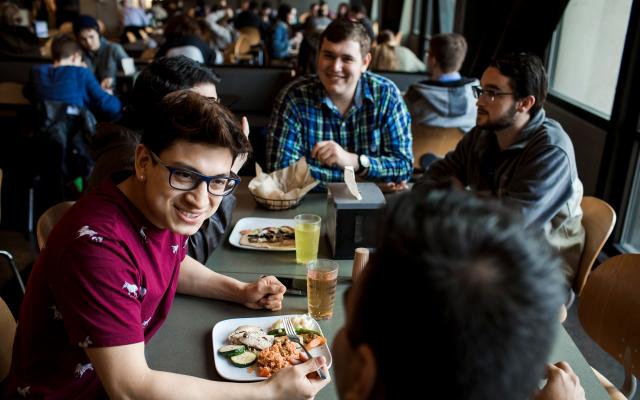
[365,154,413,181]
[89,343,274,400]
[136,369,274,400]
[177,255,246,302]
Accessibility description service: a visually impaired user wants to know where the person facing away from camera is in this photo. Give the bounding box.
[333,188,585,400]
[404,32,478,132]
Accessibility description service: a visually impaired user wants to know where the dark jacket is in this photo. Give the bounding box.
[0,25,41,59]
[415,109,585,278]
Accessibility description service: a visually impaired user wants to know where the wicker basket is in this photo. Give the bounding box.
[252,194,302,210]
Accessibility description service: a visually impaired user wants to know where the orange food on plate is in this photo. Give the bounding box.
[256,337,302,377]
[304,335,326,351]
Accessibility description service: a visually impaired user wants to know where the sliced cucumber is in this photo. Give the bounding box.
[230,351,257,367]
[218,345,245,357]
[268,328,286,336]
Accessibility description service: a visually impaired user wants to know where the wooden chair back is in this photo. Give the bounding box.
[578,254,640,397]
[411,123,464,169]
[36,201,75,250]
[573,196,616,295]
[0,296,16,381]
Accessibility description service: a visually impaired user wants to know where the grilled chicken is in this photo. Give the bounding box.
[228,325,275,350]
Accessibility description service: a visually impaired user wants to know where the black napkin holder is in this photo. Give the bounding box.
[326,182,386,259]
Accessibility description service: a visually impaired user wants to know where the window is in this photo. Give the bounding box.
[620,143,640,252]
[548,0,634,118]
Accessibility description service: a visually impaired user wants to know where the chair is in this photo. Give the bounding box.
[411,123,464,170]
[36,201,74,250]
[578,254,640,399]
[228,27,263,64]
[572,196,616,296]
[0,296,16,381]
[0,168,29,294]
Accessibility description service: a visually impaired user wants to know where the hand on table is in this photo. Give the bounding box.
[534,362,585,400]
[231,116,250,174]
[101,77,114,93]
[378,181,409,193]
[242,275,286,311]
[260,356,330,400]
[311,141,358,169]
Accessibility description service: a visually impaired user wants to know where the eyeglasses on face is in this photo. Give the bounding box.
[472,86,515,102]
[149,151,240,197]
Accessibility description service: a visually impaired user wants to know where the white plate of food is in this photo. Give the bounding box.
[228,217,296,251]
[212,314,332,381]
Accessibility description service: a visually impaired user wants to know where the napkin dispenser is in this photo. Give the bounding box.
[326,182,386,259]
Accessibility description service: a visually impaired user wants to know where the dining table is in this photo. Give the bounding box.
[145,180,609,399]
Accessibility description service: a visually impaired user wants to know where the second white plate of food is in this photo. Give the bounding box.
[212,314,332,381]
[229,217,296,251]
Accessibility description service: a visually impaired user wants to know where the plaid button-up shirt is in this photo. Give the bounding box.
[266,72,413,188]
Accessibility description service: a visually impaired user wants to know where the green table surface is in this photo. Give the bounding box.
[146,181,608,399]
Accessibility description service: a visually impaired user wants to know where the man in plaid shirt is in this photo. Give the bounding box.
[266,19,413,190]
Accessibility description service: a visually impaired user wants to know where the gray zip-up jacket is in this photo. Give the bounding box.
[415,109,585,279]
[404,77,478,132]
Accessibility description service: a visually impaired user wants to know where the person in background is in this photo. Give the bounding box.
[268,3,299,61]
[306,0,331,32]
[404,33,477,132]
[258,1,273,38]
[233,0,261,31]
[24,33,121,120]
[0,2,42,58]
[89,55,242,264]
[204,4,236,64]
[298,2,318,26]
[120,0,151,43]
[73,14,129,92]
[370,29,426,73]
[333,188,585,400]
[6,90,330,399]
[414,52,585,281]
[336,2,349,19]
[348,4,373,40]
[267,19,412,191]
[156,14,215,65]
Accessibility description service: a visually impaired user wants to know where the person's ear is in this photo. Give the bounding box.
[361,52,372,72]
[134,144,152,182]
[343,344,377,400]
[517,95,536,113]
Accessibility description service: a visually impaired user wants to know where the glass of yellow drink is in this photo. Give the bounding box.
[294,214,321,265]
[306,259,339,320]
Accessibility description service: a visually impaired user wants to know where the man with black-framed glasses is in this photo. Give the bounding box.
[89,55,245,266]
[7,90,330,399]
[415,52,585,283]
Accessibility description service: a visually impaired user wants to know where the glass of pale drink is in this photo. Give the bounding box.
[306,259,339,320]
[294,214,321,264]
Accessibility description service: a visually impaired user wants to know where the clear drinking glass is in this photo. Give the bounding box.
[294,214,321,264]
[306,259,339,320]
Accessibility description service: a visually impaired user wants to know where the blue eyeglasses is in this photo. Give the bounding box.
[472,86,515,102]
[150,151,240,197]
